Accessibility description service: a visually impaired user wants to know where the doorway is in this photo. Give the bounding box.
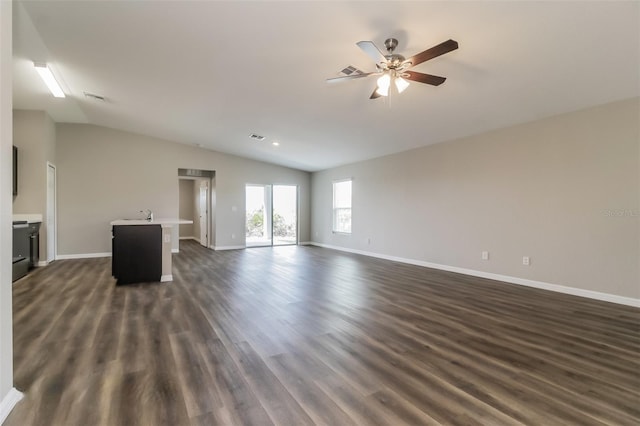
[245,184,297,247]
[178,168,215,250]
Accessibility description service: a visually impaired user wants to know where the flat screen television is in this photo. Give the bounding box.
[12,146,17,195]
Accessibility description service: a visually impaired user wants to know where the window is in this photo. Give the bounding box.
[333,179,352,233]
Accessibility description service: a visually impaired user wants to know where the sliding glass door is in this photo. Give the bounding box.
[273,185,297,246]
[245,184,297,247]
[246,185,272,247]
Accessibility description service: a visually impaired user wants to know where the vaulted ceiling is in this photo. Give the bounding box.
[13,1,640,171]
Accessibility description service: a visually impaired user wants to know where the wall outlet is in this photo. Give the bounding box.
[231,206,237,212]
[482,251,489,260]
[523,256,530,266]
[315,231,318,237]
[164,234,170,243]
[367,238,371,245]
[231,233,236,239]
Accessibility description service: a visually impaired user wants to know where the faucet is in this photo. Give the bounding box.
[140,209,153,221]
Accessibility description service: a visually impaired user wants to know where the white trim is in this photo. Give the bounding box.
[171,248,179,253]
[309,242,640,308]
[46,162,57,262]
[214,245,245,251]
[36,260,48,267]
[0,388,23,424]
[208,245,215,250]
[56,252,111,260]
[179,236,195,240]
[160,274,172,282]
[299,241,313,246]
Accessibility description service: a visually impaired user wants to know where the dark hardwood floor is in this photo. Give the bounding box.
[6,240,640,425]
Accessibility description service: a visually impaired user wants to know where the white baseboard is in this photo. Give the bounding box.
[160,274,173,282]
[213,245,245,251]
[36,260,48,267]
[179,236,195,240]
[309,242,640,308]
[0,388,24,424]
[56,252,112,260]
[299,241,312,246]
[171,248,179,253]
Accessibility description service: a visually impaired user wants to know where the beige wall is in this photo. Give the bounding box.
[12,109,55,262]
[311,98,639,300]
[0,0,12,403]
[56,123,311,254]
[178,179,194,238]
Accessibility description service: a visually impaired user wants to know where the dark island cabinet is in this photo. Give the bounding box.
[112,225,162,284]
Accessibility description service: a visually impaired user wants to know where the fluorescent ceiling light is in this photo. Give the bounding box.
[34,62,65,98]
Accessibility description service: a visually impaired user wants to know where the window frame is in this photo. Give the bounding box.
[332,178,352,234]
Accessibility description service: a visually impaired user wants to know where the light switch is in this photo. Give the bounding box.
[164,234,170,243]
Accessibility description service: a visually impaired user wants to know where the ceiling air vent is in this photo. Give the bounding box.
[249,133,265,141]
[340,65,364,76]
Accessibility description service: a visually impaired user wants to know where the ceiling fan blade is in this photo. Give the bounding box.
[403,39,458,68]
[326,72,379,83]
[403,71,447,86]
[369,89,382,99]
[357,41,387,64]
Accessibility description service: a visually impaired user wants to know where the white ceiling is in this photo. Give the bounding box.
[13,1,640,172]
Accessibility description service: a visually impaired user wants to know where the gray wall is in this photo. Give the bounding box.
[311,98,639,300]
[178,179,194,238]
[0,0,13,405]
[56,123,311,254]
[12,109,55,262]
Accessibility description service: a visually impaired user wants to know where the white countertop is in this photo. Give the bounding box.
[13,214,43,223]
[110,218,193,226]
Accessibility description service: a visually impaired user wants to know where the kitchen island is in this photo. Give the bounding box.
[110,218,192,284]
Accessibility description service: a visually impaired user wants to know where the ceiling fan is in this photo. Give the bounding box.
[327,37,459,99]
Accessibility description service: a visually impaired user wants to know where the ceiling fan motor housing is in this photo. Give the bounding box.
[381,38,407,70]
[385,54,406,69]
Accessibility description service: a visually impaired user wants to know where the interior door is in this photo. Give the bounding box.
[199,180,208,247]
[273,185,297,246]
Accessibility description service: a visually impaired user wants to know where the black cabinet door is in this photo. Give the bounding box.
[112,225,162,284]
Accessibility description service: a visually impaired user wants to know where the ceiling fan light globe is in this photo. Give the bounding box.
[376,73,391,96]
[395,77,410,93]
[375,86,389,97]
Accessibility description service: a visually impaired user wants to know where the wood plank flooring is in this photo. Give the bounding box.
[6,240,640,425]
